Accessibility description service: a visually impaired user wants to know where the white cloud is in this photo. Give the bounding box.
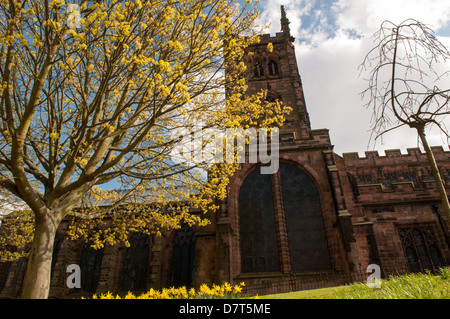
[297,36,370,153]
[258,0,450,155]
[257,0,311,38]
[336,0,450,34]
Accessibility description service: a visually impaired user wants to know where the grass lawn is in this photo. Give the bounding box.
[257,285,350,299]
[256,267,450,299]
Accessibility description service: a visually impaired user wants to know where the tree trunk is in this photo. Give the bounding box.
[417,127,450,229]
[21,211,60,299]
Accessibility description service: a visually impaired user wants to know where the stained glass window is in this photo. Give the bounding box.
[122,232,150,291]
[239,168,280,273]
[238,163,332,274]
[171,224,196,287]
[80,244,104,292]
[279,163,331,271]
[399,226,444,273]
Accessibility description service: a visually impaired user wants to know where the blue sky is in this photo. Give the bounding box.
[255,0,450,156]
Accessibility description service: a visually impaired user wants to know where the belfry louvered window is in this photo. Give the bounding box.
[254,60,264,77]
[268,60,279,76]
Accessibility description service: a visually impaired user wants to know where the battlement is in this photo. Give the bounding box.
[342,146,450,168]
[257,32,294,45]
[254,5,294,45]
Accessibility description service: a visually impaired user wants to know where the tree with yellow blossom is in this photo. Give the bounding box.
[0,0,289,299]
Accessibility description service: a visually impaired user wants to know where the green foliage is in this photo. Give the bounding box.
[256,286,348,299]
[331,268,450,299]
[258,268,450,299]
[0,210,34,261]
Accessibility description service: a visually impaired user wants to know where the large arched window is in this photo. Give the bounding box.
[279,163,331,270]
[238,162,331,273]
[239,169,280,273]
[122,232,150,291]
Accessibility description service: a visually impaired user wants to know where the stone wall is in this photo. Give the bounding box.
[336,147,450,274]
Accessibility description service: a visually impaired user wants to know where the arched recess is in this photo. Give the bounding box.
[79,243,104,292]
[238,167,280,273]
[252,56,265,77]
[279,162,331,270]
[267,53,280,76]
[268,60,279,76]
[171,224,196,287]
[122,232,151,291]
[237,161,331,274]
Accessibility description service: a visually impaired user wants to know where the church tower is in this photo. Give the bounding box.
[208,6,361,290]
[244,5,311,141]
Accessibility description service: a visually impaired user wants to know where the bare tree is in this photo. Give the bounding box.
[360,18,450,225]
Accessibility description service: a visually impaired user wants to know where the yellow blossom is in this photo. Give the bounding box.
[91,282,245,299]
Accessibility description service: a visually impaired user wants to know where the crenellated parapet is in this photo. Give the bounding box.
[257,31,295,45]
[342,147,450,168]
[256,5,295,45]
[338,147,450,204]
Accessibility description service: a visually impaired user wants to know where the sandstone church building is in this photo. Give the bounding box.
[1,7,449,298]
